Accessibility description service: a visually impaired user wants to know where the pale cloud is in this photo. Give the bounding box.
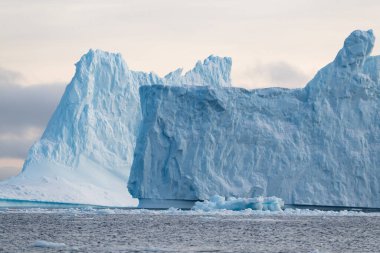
[0,127,42,159]
[241,61,310,89]
[0,68,23,84]
[0,158,23,180]
[0,68,65,179]
[0,68,65,167]
[0,68,65,135]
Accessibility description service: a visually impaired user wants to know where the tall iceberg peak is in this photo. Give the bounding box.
[0,50,232,206]
[76,49,126,69]
[334,29,375,71]
[305,30,378,97]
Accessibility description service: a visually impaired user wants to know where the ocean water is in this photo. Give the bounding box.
[1,208,379,253]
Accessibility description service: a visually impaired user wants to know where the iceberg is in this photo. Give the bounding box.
[0,50,231,206]
[128,30,380,208]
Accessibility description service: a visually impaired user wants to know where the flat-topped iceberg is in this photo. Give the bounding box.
[0,51,232,206]
[128,30,380,208]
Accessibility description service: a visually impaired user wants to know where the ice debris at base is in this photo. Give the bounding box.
[192,195,284,211]
[129,30,380,208]
[33,240,66,248]
[1,206,379,216]
[0,52,231,207]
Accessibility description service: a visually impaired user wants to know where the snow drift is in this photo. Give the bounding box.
[0,51,231,206]
[128,30,380,208]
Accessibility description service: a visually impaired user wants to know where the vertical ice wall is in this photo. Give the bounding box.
[129,30,380,208]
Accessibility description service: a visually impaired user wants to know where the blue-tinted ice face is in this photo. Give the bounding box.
[334,29,375,71]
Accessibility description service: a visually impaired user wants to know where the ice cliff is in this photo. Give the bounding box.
[128,30,380,208]
[0,51,232,206]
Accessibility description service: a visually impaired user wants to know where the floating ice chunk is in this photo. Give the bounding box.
[33,240,66,248]
[192,195,284,211]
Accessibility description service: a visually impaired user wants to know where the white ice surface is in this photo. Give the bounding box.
[129,30,380,208]
[0,51,231,207]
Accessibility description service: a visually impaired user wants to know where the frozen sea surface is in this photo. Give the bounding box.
[1,208,380,252]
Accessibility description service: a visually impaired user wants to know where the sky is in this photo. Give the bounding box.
[1,0,380,179]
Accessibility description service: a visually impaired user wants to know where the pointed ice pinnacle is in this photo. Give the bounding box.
[334,29,375,71]
[164,55,232,87]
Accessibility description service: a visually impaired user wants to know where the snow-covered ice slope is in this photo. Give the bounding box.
[129,30,380,208]
[0,51,231,206]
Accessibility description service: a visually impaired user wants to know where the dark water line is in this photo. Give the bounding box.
[285,204,380,213]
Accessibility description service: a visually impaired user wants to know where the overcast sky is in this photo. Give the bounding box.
[1,0,380,179]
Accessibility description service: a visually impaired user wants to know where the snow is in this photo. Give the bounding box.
[0,51,231,207]
[192,195,284,211]
[33,240,66,248]
[129,30,380,208]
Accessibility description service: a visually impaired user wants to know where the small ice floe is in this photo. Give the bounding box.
[192,195,284,211]
[32,240,66,248]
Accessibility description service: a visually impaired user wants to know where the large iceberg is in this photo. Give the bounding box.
[128,30,380,208]
[0,51,231,206]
